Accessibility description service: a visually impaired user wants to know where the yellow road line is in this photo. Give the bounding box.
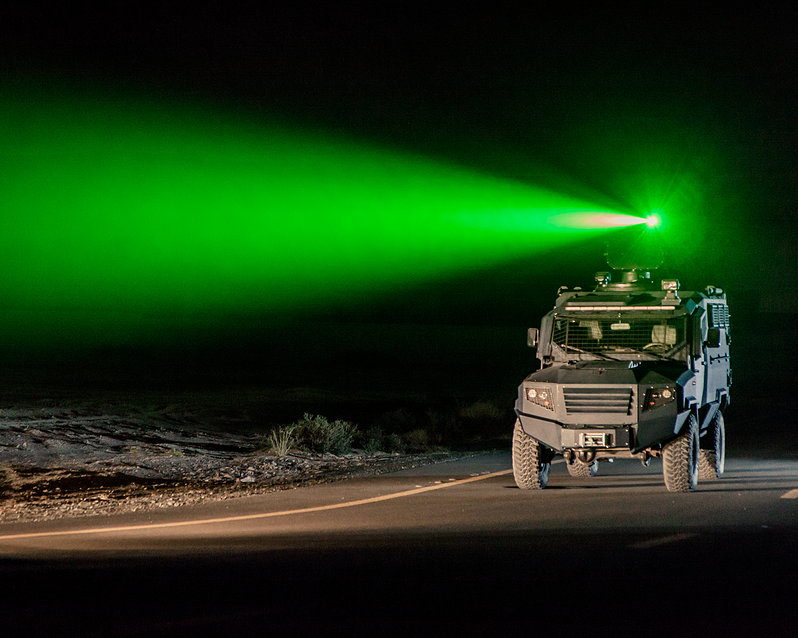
[0,469,514,541]
[781,489,798,499]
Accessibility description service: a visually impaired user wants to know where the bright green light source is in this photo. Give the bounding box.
[645,214,660,227]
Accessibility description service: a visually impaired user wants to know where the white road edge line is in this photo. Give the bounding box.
[781,489,798,499]
[629,533,698,549]
[0,469,515,541]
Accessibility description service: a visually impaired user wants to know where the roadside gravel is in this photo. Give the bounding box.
[0,406,472,524]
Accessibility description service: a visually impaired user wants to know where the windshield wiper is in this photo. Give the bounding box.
[603,346,677,361]
[562,344,619,361]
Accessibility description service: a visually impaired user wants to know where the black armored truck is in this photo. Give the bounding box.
[513,269,731,492]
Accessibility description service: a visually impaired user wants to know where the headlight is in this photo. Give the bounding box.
[525,385,554,411]
[643,386,676,412]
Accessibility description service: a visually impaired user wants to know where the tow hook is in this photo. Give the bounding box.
[576,449,596,464]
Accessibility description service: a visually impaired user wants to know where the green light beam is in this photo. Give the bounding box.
[1,83,637,348]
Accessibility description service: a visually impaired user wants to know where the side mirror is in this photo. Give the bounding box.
[527,328,539,348]
[705,327,721,348]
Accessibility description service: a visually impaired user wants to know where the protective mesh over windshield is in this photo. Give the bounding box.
[552,315,686,359]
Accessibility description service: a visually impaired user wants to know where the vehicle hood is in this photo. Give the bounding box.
[525,361,691,386]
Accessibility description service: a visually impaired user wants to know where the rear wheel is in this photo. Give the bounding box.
[662,413,699,492]
[699,412,726,480]
[566,459,599,478]
[512,420,552,490]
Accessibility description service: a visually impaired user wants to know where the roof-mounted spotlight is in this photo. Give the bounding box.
[662,278,680,301]
[595,271,611,285]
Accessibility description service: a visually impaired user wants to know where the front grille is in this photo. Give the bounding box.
[563,387,633,415]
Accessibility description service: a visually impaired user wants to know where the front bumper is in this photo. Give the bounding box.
[516,412,632,452]
[516,408,689,454]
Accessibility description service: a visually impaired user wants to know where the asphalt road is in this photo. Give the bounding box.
[1,452,796,638]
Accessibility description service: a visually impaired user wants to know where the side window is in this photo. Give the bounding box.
[706,327,722,348]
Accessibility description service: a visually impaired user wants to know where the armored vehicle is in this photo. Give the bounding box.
[513,269,730,492]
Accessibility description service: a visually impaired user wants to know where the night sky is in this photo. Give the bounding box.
[1,5,796,398]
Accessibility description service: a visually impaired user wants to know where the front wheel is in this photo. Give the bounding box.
[699,412,726,480]
[662,413,699,492]
[512,419,552,490]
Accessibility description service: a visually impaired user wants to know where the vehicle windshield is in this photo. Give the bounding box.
[551,314,688,362]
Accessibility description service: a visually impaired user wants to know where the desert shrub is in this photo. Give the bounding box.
[293,413,357,455]
[384,432,406,453]
[361,427,385,454]
[374,407,418,433]
[458,400,503,421]
[402,428,432,453]
[456,399,513,447]
[424,408,462,446]
[355,426,407,454]
[268,424,296,457]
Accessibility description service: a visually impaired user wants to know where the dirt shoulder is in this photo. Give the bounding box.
[0,406,476,524]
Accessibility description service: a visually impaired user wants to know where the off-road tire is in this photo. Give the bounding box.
[699,412,725,480]
[662,414,699,492]
[512,419,551,490]
[566,460,599,478]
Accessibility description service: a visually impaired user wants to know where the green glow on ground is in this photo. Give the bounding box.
[1,83,637,348]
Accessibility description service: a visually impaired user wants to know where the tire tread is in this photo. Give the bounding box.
[698,413,725,480]
[662,414,699,492]
[512,420,550,490]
